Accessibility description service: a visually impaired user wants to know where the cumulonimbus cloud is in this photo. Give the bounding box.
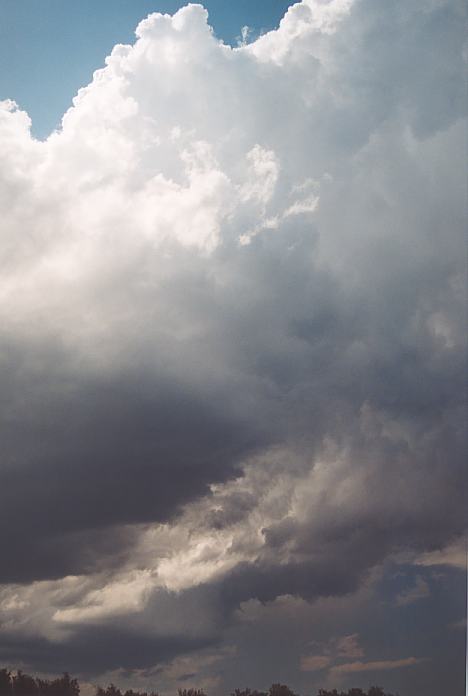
[0,0,465,681]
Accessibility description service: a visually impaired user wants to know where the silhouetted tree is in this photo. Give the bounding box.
[269,685,297,696]
[96,687,122,696]
[0,670,12,696]
[316,689,396,696]
[231,689,267,696]
[1,666,399,696]
[37,673,79,696]
[12,671,38,696]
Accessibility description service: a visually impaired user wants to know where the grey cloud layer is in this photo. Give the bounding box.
[0,0,465,688]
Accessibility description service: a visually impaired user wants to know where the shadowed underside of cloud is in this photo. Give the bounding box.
[0,0,465,687]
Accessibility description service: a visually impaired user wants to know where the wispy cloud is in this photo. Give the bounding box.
[395,576,430,607]
[414,538,467,570]
[331,657,426,674]
[300,655,332,672]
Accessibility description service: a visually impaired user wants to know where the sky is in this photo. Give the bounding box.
[0,1,466,695]
[0,0,292,139]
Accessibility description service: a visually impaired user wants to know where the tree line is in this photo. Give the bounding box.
[0,669,397,696]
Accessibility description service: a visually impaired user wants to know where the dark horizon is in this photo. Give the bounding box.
[0,668,402,696]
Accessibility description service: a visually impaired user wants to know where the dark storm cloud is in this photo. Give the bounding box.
[0,335,272,583]
[2,188,463,585]
[0,626,217,676]
[206,491,258,530]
